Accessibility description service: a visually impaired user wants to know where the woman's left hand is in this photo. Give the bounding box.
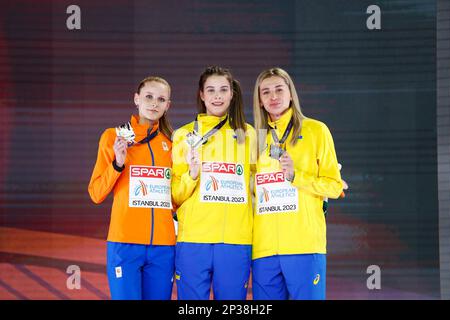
[280,151,295,182]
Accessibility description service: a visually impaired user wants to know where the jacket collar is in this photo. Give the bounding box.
[195,113,229,132]
[268,107,293,132]
[130,114,159,140]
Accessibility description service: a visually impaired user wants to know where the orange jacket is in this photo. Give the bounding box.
[88,115,175,245]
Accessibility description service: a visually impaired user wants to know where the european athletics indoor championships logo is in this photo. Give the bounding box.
[259,187,270,203]
[131,166,170,196]
[134,180,148,196]
[205,176,219,191]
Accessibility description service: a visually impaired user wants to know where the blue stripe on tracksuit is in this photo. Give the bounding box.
[147,141,155,245]
[252,254,326,300]
[175,242,251,300]
[107,241,175,300]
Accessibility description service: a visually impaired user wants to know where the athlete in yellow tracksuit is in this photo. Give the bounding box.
[252,68,343,300]
[253,108,342,258]
[172,116,256,242]
[172,66,256,300]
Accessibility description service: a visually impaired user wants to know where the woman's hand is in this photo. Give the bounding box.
[280,151,295,182]
[113,136,128,167]
[186,148,200,180]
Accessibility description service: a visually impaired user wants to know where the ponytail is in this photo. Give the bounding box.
[229,79,246,143]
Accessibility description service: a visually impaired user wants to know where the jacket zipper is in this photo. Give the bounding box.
[147,141,155,245]
[273,124,280,254]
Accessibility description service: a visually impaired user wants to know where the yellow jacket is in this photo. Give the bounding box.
[253,108,343,259]
[171,114,256,244]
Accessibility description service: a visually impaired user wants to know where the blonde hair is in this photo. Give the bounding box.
[253,67,305,152]
[136,76,174,139]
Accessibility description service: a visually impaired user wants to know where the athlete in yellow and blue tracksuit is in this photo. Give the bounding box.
[252,107,343,300]
[172,114,256,300]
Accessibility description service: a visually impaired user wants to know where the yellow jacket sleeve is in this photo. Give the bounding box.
[171,127,199,206]
[248,125,257,198]
[88,130,122,204]
[291,123,343,199]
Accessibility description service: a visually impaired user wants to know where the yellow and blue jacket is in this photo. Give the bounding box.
[253,108,343,260]
[171,114,257,245]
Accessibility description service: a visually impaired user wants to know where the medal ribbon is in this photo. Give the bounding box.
[136,128,159,145]
[270,116,294,148]
[192,115,228,148]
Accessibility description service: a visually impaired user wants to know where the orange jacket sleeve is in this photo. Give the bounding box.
[88,129,123,204]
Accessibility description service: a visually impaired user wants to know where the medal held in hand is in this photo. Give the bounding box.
[269,117,294,160]
[115,122,136,146]
[186,131,203,149]
[269,143,285,160]
[185,115,229,149]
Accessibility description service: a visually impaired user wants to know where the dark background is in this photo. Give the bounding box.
[0,0,440,299]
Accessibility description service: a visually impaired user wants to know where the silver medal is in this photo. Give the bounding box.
[186,131,203,149]
[115,122,136,145]
[269,144,284,160]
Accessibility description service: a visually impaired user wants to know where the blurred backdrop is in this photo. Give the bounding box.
[0,0,445,299]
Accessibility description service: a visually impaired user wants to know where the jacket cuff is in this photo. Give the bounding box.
[291,169,302,187]
[181,170,199,186]
[112,160,125,172]
[286,171,295,183]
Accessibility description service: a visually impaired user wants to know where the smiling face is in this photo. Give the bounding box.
[259,76,292,121]
[200,75,233,117]
[134,81,170,124]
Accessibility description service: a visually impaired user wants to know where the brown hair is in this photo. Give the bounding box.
[136,76,173,139]
[196,66,247,143]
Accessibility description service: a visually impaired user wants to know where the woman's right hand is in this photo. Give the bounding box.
[113,136,128,167]
[186,147,200,180]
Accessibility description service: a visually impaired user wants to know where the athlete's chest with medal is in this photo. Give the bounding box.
[255,117,298,214]
[115,122,172,209]
[186,116,248,204]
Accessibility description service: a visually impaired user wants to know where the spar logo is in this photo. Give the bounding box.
[164,168,171,180]
[259,187,270,203]
[130,166,171,180]
[256,172,285,185]
[134,180,148,196]
[202,162,242,175]
[206,176,219,191]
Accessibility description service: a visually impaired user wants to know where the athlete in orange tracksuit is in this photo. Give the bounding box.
[88,76,175,300]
